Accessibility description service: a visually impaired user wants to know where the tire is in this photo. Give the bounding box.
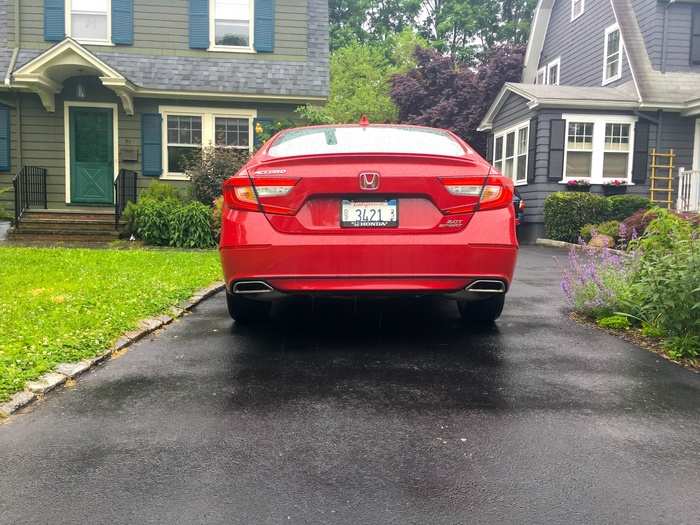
[226,292,271,323]
[458,295,505,323]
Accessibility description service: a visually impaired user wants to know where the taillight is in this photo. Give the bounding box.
[439,176,513,214]
[223,175,299,215]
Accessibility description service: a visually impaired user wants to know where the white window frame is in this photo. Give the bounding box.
[561,114,636,184]
[571,0,585,21]
[65,0,113,46]
[159,106,257,180]
[546,57,561,86]
[603,24,622,85]
[536,67,546,84]
[493,120,530,186]
[209,0,256,53]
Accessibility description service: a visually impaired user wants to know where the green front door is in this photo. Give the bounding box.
[69,107,114,204]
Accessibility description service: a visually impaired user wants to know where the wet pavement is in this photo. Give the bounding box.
[1,246,699,524]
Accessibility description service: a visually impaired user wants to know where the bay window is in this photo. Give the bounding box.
[160,106,256,179]
[67,0,110,44]
[562,114,636,184]
[211,0,253,50]
[493,121,529,185]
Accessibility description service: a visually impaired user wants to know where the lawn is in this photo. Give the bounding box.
[0,247,222,402]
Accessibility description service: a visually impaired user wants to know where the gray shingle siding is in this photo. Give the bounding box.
[663,2,700,73]
[492,93,533,131]
[632,0,662,69]
[539,0,631,88]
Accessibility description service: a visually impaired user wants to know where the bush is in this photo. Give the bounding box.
[169,202,216,249]
[580,220,621,243]
[131,199,181,246]
[597,315,631,330]
[620,208,658,243]
[211,196,223,242]
[605,195,650,221]
[186,146,249,206]
[544,192,610,242]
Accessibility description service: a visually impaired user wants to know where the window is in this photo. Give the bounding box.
[562,114,636,183]
[603,24,622,84]
[493,121,529,185]
[691,6,700,65]
[547,58,560,86]
[571,0,585,21]
[160,106,256,178]
[67,0,110,44]
[211,0,253,50]
[536,67,546,85]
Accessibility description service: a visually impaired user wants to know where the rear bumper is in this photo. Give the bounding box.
[220,208,518,295]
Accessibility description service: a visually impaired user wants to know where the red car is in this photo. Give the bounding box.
[219,122,518,323]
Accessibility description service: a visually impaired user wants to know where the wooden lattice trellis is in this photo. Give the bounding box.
[649,148,675,209]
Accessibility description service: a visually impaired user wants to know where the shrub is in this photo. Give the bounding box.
[0,187,12,221]
[186,146,249,206]
[211,196,224,242]
[140,181,185,202]
[132,198,181,246]
[605,195,650,221]
[544,192,610,242]
[597,315,631,330]
[580,220,621,243]
[169,201,216,249]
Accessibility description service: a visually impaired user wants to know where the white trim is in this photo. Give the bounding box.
[608,0,642,102]
[65,0,113,47]
[546,57,561,85]
[602,23,622,86]
[493,119,530,186]
[159,105,257,179]
[561,113,637,184]
[536,67,546,84]
[64,101,120,204]
[208,0,255,53]
[693,119,700,171]
[571,0,585,21]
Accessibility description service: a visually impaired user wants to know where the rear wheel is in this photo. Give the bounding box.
[458,295,505,324]
[226,292,271,323]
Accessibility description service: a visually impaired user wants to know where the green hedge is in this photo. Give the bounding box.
[544,192,651,242]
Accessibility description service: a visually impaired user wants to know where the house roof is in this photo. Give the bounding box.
[2,0,329,102]
[478,81,640,131]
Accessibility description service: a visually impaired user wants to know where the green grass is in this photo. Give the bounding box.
[0,247,222,402]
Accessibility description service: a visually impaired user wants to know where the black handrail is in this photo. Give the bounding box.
[12,166,48,226]
[114,169,138,229]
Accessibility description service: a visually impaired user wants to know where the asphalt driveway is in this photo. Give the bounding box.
[1,246,699,524]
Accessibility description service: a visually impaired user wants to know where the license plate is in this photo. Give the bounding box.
[341,199,398,228]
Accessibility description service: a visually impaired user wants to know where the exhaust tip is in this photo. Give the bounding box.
[466,280,506,294]
[232,281,274,294]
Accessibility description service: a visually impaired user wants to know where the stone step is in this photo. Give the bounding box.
[17,218,121,231]
[22,210,117,222]
[8,228,121,243]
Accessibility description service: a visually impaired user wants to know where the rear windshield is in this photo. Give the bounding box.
[267,126,468,158]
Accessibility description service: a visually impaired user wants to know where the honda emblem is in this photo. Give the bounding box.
[359,172,380,191]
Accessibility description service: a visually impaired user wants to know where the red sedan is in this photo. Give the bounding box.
[220,123,518,323]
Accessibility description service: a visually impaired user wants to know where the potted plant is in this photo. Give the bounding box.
[602,179,628,195]
[565,179,591,192]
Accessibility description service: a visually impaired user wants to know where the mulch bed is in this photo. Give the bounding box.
[570,312,699,373]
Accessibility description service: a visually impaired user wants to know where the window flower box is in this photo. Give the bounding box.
[602,180,628,195]
[565,179,591,192]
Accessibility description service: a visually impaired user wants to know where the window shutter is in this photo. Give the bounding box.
[527,118,538,183]
[548,119,566,181]
[632,121,650,184]
[44,0,65,42]
[0,105,10,172]
[112,0,134,45]
[142,113,162,177]
[485,134,494,163]
[254,0,275,53]
[189,0,210,49]
[692,7,700,65]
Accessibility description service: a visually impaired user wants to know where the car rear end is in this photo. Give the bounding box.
[219,124,518,322]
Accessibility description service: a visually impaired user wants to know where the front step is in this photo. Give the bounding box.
[10,208,124,243]
[7,229,121,243]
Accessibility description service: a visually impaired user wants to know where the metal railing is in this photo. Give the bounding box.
[12,166,47,225]
[114,169,138,229]
[677,168,700,213]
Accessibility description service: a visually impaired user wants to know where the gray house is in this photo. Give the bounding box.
[0,0,329,241]
[480,0,700,239]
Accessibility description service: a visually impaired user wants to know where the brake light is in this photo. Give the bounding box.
[223,175,299,215]
[440,176,513,214]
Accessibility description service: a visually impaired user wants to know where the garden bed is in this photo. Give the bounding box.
[0,247,222,402]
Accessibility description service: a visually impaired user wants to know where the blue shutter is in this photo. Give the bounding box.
[0,105,10,172]
[189,0,210,49]
[254,0,275,52]
[112,0,134,45]
[44,0,65,42]
[142,113,163,177]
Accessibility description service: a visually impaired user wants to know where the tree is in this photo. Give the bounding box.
[299,29,427,124]
[390,44,525,153]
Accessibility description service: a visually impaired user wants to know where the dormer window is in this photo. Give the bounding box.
[571,0,585,21]
[603,24,622,85]
[547,58,560,85]
[211,0,253,51]
[66,0,111,45]
[536,67,546,85]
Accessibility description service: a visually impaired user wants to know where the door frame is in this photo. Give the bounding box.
[64,101,119,204]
